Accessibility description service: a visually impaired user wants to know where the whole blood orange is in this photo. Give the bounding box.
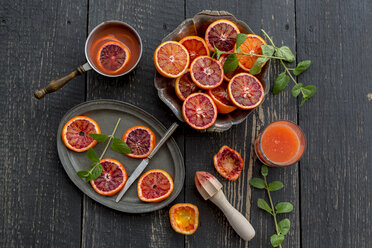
[137,169,174,202]
[205,19,240,52]
[228,73,264,110]
[174,70,199,101]
[190,56,223,89]
[169,203,199,235]
[207,83,237,114]
[182,93,218,130]
[219,55,244,82]
[90,159,127,196]
[97,40,131,73]
[122,126,156,159]
[62,116,101,152]
[214,145,244,181]
[154,41,190,78]
[179,36,210,64]
[236,34,267,71]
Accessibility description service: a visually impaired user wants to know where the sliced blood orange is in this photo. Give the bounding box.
[205,19,240,52]
[190,56,223,89]
[219,55,244,81]
[154,41,190,78]
[214,145,244,181]
[137,169,174,202]
[174,70,199,101]
[236,34,267,71]
[228,73,264,110]
[97,40,131,72]
[62,116,101,152]
[182,93,218,130]
[179,36,210,64]
[90,158,127,196]
[207,83,237,114]
[169,203,199,235]
[122,126,156,159]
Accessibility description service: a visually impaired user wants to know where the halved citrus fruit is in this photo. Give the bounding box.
[219,55,244,81]
[154,41,190,78]
[62,116,101,152]
[214,145,244,181]
[137,169,174,202]
[169,203,199,235]
[179,36,210,64]
[207,83,237,114]
[97,40,131,72]
[122,126,156,159]
[228,73,264,110]
[174,69,199,101]
[190,56,223,89]
[205,19,240,52]
[90,158,127,196]
[236,34,267,71]
[182,93,218,130]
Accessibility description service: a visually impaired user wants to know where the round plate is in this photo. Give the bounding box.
[57,99,185,213]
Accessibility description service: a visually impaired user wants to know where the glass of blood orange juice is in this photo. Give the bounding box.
[254,120,306,167]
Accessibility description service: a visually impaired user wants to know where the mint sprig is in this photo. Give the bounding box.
[250,166,293,247]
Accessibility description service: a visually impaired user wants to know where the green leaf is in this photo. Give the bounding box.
[223,54,239,73]
[275,46,295,62]
[270,234,285,247]
[300,85,317,106]
[213,44,223,60]
[272,72,290,94]
[236,33,247,51]
[91,163,103,180]
[249,178,266,189]
[257,198,272,214]
[261,165,268,177]
[111,137,131,154]
[249,57,268,75]
[278,218,291,235]
[293,60,311,76]
[86,148,99,162]
[291,83,303,97]
[261,45,275,56]
[268,181,284,191]
[275,202,294,214]
[89,133,109,143]
[77,170,89,178]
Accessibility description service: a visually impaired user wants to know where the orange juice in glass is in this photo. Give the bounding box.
[254,120,306,167]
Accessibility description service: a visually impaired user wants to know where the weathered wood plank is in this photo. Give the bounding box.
[296,0,372,247]
[0,0,87,247]
[82,1,185,247]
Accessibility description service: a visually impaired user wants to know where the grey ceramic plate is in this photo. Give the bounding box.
[57,99,185,213]
[154,10,270,132]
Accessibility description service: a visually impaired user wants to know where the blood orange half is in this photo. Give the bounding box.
[228,73,264,110]
[205,19,240,52]
[236,34,267,71]
[122,126,156,159]
[207,83,237,114]
[214,145,244,181]
[179,36,210,64]
[219,55,244,81]
[190,56,223,89]
[154,41,190,78]
[97,40,131,73]
[90,159,127,196]
[137,169,174,202]
[174,70,199,101]
[169,203,199,235]
[182,93,218,130]
[62,116,101,152]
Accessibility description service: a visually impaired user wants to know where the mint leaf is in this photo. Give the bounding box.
[272,72,290,94]
[261,165,268,177]
[291,83,303,97]
[89,133,109,143]
[270,234,284,247]
[257,198,272,214]
[236,33,247,51]
[275,202,294,214]
[300,85,317,106]
[213,45,223,60]
[293,60,311,76]
[261,45,275,56]
[91,163,102,180]
[278,218,290,235]
[77,170,89,178]
[275,46,295,62]
[223,54,239,73]
[86,148,99,162]
[268,181,284,191]
[111,137,131,154]
[249,178,266,189]
[249,57,268,75]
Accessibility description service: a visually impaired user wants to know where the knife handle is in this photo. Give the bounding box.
[148,122,178,159]
[210,190,255,241]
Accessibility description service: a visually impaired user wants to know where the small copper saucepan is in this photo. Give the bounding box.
[34,20,142,99]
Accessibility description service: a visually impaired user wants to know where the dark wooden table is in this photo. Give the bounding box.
[1,1,371,247]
